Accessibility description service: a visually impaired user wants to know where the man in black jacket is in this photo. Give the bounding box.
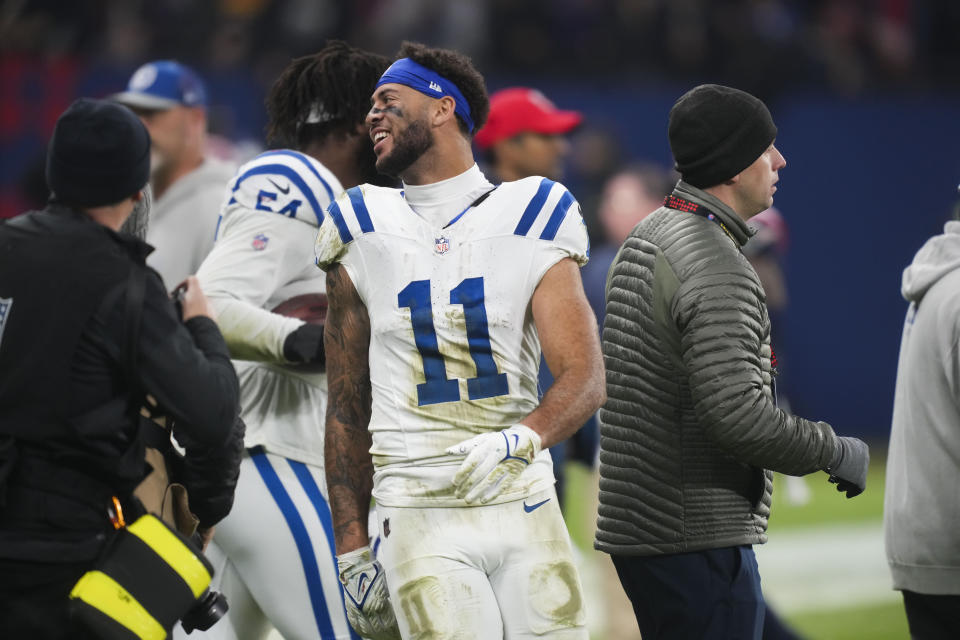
[0,98,242,638]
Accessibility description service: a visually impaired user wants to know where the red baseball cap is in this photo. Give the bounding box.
[474,88,583,150]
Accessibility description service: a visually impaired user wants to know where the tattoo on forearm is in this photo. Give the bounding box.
[324,265,375,548]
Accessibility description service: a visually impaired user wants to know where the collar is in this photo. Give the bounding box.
[44,202,154,261]
[668,181,754,247]
[402,164,492,227]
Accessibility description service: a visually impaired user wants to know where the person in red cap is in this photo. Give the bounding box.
[477,87,589,517]
[474,87,582,183]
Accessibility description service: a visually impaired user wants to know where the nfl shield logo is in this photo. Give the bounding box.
[434,236,451,255]
[0,297,12,348]
[252,233,269,251]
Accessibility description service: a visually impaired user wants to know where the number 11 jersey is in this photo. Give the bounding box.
[315,174,589,508]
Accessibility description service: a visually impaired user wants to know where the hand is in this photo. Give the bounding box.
[336,546,400,640]
[282,323,325,367]
[195,526,215,551]
[445,424,542,504]
[175,276,216,322]
[826,436,869,498]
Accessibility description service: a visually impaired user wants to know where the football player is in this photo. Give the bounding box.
[189,42,389,640]
[316,42,605,639]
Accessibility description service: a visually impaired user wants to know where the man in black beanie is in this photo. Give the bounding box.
[595,84,871,639]
[0,98,242,638]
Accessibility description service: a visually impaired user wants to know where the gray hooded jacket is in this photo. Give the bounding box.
[884,220,960,594]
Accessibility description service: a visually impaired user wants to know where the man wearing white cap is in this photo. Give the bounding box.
[113,60,235,289]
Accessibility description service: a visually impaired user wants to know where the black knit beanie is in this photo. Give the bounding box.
[45,98,151,207]
[668,84,777,189]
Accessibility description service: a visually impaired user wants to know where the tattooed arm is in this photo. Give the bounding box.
[324,264,374,554]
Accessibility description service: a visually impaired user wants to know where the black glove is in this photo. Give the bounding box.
[826,436,869,498]
[177,415,246,528]
[282,323,325,368]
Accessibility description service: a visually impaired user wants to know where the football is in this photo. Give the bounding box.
[271,293,327,325]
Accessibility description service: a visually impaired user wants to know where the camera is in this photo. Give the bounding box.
[181,588,229,633]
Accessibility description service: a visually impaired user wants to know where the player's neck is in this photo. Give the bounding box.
[304,135,363,189]
[401,135,474,186]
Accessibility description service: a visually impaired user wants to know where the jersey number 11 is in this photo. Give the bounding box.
[398,277,508,406]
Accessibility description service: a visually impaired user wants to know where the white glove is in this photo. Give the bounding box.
[445,424,542,504]
[336,546,401,640]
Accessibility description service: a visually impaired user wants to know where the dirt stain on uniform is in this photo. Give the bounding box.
[397,576,475,639]
[528,561,585,629]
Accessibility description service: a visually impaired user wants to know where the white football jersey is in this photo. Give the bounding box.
[315,175,589,507]
[198,149,343,467]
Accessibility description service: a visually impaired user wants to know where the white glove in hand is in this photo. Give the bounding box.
[337,546,400,640]
[445,424,542,504]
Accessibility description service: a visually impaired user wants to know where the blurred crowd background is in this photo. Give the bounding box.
[4,0,960,442]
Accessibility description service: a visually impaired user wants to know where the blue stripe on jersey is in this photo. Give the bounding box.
[289,460,362,640]
[584,218,591,259]
[232,164,325,226]
[513,178,555,237]
[346,187,375,233]
[539,189,576,241]
[251,451,336,639]
[326,200,354,244]
[259,149,336,202]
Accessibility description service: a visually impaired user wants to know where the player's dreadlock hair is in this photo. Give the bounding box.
[395,41,489,137]
[266,40,390,149]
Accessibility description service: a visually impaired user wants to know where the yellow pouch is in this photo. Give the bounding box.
[69,512,213,639]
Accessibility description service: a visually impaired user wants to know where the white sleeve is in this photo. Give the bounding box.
[314,193,354,271]
[530,183,590,286]
[550,196,590,267]
[197,208,312,362]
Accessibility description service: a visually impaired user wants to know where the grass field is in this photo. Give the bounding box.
[562,448,911,640]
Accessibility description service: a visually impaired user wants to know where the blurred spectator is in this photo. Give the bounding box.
[3,1,960,249]
[581,163,675,330]
[565,127,625,243]
[112,60,236,290]
[743,208,813,508]
[474,87,582,182]
[3,0,959,96]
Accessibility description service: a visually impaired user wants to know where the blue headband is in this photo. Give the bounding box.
[376,58,475,134]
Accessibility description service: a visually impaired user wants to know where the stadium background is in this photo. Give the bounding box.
[4,1,958,637]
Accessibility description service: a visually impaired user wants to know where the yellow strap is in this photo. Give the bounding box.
[69,570,166,640]
[128,514,211,597]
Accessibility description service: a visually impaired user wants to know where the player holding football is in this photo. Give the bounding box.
[317,42,605,639]
[191,42,389,640]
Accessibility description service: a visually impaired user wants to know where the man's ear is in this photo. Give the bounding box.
[432,95,457,128]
